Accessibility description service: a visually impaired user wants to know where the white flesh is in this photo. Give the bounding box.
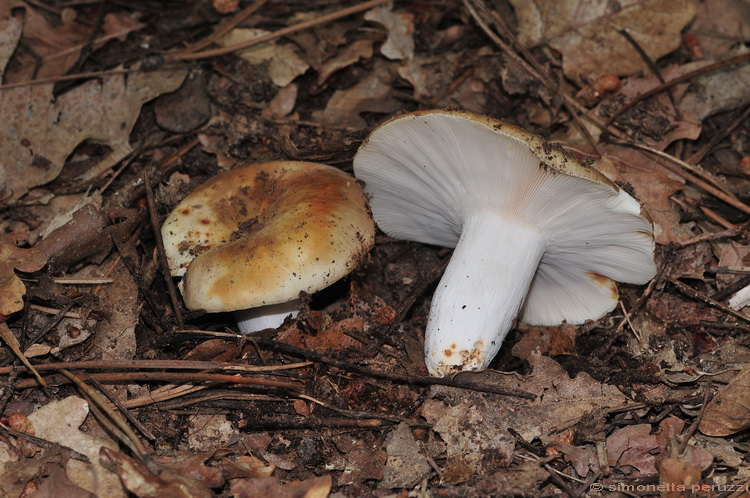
[235,299,300,333]
[425,209,545,376]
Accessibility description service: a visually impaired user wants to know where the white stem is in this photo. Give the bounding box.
[425,210,546,376]
[234,299,300,334]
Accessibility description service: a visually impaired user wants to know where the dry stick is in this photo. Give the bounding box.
[166,0,391,62]
[13,370,302,390]
[0,422,90,463]
[143,171,184,329]
[597,250,671,356]
[252,336,537,399]
[0,68,133,91]
[85,375,157,442]
[544,464,580,498]
[618,29,682,121]
[298,393,429,426]
[611,140,750,213]
[59,369,148,458]
[667,276,750,324]
[139,392,279,410]
[0,358,311,375]
[687,104,750,165]
[677,380,712,455]
[605,52,750,126]
[0,323,46,387]
[463,0,603,157]
[241,416,390,430]
[680,221,750,247]
[176,0,268,54]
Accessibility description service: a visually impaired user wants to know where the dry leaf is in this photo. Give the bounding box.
[222,28,309,87]
[422,353,629,483]
[688,0,750,57]
[700,365,750,436]
[228,474,332,498]
[595,151,691,244]
[0,3,144,81]
[509,0,698,82]
[0,232,47,315]
[100,447,212,498]
[0,10,23,73]
[380,423,432,489]
[27,396,123,497]
[316,39,374,85]
[607,424,659,474]
[0,67,186,205]
[313,60,400,129]
[364,4,415,60]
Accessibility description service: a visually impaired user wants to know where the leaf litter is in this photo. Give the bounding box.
[1,0,750,496]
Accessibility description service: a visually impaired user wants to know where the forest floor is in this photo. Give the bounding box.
[1,0,750,496]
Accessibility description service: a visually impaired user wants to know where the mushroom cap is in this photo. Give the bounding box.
[353,109,656,326]
[161,161,375,312]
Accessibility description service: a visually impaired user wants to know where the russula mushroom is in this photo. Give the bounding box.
[353,109,656,377]
[161,161,375,333]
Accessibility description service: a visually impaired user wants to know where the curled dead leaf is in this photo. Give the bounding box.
[0,231,47,315]
[700,366,750,436]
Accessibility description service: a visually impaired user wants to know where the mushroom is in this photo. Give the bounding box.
[353,109,656,377]
[161,161,375,333]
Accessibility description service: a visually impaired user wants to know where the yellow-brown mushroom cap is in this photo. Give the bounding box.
[161,161,375,312]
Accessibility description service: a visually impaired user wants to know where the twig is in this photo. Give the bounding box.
[687,104,750,165]
[143,171,184,329]
[0,422,90,463]
[175,0,268,54]
[0,322,46,387]
[679,221,750,247]
[247,335,537,399]
[544,463,580,497]
[166,0,390,62]
[608,139,749,213]
[462,0,603,157]
[298,394,429,426]
[677,381,712,454]
[85,375,157,441]
[667,276,750,323]
[9,370,304,391]
[605,52,750,126]
[618,29,682,121]
[59,369,147,458]
[0,358,311,375]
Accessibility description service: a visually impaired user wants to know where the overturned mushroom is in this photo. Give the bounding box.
[161,161,375,333]
[353,109,656,377]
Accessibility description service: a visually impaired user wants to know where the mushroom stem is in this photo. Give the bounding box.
[234,299,300,334]
[425,209,546,376]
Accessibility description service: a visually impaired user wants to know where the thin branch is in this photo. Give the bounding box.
[605,52,750,125]
[462,0,604,156]
[166,0,390,62]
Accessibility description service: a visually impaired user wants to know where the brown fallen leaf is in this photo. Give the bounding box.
[422,353,629,484]
[509,0,698,83]
[27,396,123,497]
[700,365,750,436]
[688,0,750,58]
[0,3,144,81]
[594,152,691,245]
[0,67,186,205]
[0,231,47,315]
[380,422,431,489]
[313,60,401,130]
[364,3,415,60]
[607,424,660,475]
[221,28,309,87]
[100,447,211,498]
[228,474,332,498]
